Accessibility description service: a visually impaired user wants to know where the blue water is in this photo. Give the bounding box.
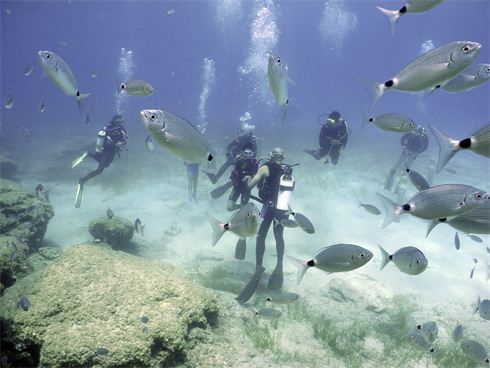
[1,1,489,367]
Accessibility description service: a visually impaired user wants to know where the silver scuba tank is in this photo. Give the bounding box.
[95,130,106,153]
[276,172,294,210]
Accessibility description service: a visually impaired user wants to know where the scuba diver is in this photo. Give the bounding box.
[304,110,348,165]
[235,147,295,304]
[203,123,257,184]
[73,114,128,208]
[384,126,429,191]
[227,146,259,260]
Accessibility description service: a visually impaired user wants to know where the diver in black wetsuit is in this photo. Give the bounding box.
[203,124,257,184]
[73,114,128,207]
[236,147,294,304]
[304,110,348,165]
[384,126,429,191]
[227,146,259,260]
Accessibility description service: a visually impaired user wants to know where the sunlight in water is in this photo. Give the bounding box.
[197,57,216,135]
[114,47,134,114]
[215,0,242,35]
[238,0,279,106]
[420,39,435,54]
[319,0,357,55]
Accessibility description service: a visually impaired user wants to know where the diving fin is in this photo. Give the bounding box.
[234,238,246,260]
[74,183,84,208]
[384,168,396,191]
[235,266,265,304]
[267,267,283,290]
[72,152,88,168]
[210,181,233,199]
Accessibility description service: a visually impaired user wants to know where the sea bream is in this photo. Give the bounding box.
[207,202,260,247]
[376,0,444,34]
[460,340,490,365]
[38,51,90,106]
[429,123,490,173]
[140,109,214,164]
[473,295,490,321]
[364,113,417,133]
[119,79,154,96]
[287,244,373,284]
[440,63,490,93]
[377,245,428,275]
[365,41,481,111]
[377,184,488,229]
[268,53,289,124]
[426,201,490,236]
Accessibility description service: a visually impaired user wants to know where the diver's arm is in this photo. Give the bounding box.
[246,165,269,189]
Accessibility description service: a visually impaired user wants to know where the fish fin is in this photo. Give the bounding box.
[74,183,83,208]
[286,204,294,216]
[376,193,401,228]
[286,255,308,285]
[207,213,225,247]
[427,124,460,173]
[280,100,288,125]
[357,77,385,113]
[425,219,440,237]
[376,6,400,35]
[472,295,480,314]
[360,111,370,130]
[377,244,391,271]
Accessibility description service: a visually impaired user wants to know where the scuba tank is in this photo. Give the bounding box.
[95,130,106,153]
[276,167,295,210]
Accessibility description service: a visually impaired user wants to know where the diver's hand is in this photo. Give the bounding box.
[242,175,251,184]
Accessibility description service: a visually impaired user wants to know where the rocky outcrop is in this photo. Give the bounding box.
[89,216,134,251]
[0,244,218,368]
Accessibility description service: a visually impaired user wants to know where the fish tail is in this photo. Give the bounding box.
[281,100,288,125]
[360,111,369,130]
[377,244,391,271]
[357,78,385,113]
[376,6,400,35]
[286,255,308,285]
[207,213,225,247]
[425,219,440,237]
[428,124,460,173]
[472,295,480,314]
[376,193,401,229]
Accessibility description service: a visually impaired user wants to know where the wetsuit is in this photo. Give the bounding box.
[228,157,259,260]
[79,123,127,186]
[236,161,290,303]
[305,118,348,164]
[207,132,257,183]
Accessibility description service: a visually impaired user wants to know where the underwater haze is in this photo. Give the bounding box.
[1,1,489,367]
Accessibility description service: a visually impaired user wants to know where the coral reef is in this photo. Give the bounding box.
[88,216,135,251]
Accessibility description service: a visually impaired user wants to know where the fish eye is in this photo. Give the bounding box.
[416,260,421,264]
[46,53,51,59]
[149,114,156,121]
[486,67,490,73]
[276,58,280,63]
[463,45,470,53]
[360,253,365,257]
[474,193,483,199]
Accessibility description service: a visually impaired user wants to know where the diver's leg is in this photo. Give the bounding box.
[268,210,286,290]
[329,146,341,165]
[227,187,240,211]
[384,151,405,191]
[235,209,273,303]
[234,189,250,259]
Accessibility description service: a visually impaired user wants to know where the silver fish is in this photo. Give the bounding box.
[23,63,35,76]
[207,202,260,247]
[487,247,490,254]
[429,123,490,173]
[140,109,213,164]
[376,0,444,34]
[407,330,435,354]
[445,168,458,174]
[470,266,475,279]
[378,245,428,275]
[266,292,300,304]
[145,135,154,152]
[367,41,481,111]
[416,321,438,342]
[405,167,430,190]
[85,112,90,125]
[441,63,490,93]
[473,258,478,264]
[279,218,299,228]
[268,53,288,106]
[467,234,483,243]
[39,100,46,112]
[106,208,114,219]
[288,243,373,284]
[473,296,490,321]
[366,113,417,132]
[91,69,98,78]
[119,80,154,96]
[20,127,31,138]
[454,232,460,250]
[435,201,490,235]
[359,203,381,215]
[452,322,464,342]
[461,340,489,365]
[38,50,90,105]
[256,308,282,320]
[377,184,488,229]
[4,94,14,109]
[287,205,315,234]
